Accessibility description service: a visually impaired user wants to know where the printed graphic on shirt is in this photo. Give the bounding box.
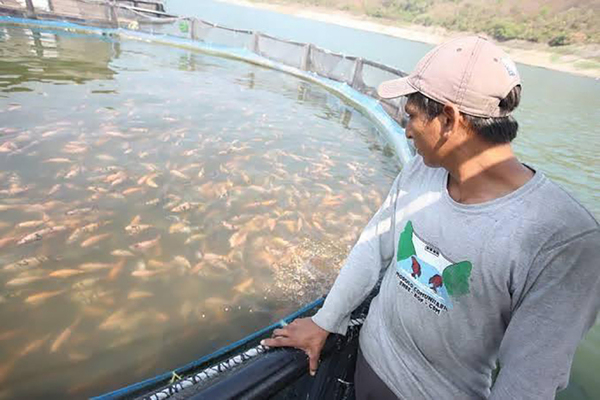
[395,221,472,314]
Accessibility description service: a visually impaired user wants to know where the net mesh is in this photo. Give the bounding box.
[191,19,254,49]
[256,33,305,69]
[309,46,356,85]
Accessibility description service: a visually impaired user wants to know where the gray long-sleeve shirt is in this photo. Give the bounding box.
[312,155,600,399]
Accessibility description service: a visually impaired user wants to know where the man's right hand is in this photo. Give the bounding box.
[261,317,330,376]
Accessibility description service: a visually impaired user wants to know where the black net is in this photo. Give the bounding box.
[256,33,306,69]
[135,284,381,400]
[192,20,254,50]
[309,46,356,85]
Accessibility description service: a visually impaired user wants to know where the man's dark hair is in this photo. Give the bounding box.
[406,85,521,143]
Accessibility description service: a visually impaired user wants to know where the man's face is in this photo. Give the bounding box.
[402,100,444,167]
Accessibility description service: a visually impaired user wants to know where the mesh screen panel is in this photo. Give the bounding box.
[123,13,189,38]
[193,21,254,49]
[257,33,305,69]
[75,1,109,21]
[359,60,405,96]
[1,0,26,9]
[309,46,355,84]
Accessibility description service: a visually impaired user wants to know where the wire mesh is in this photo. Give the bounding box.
[0,0,25,9]
[191,20,254,50]
[256,33,305,70]
[309,46,356,85]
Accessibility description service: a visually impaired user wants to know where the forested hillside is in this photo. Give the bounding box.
[261,0,599,46]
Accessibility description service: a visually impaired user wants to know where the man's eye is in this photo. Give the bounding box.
[400,114,409,129]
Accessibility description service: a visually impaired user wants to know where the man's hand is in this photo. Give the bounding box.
[261,317,330,376]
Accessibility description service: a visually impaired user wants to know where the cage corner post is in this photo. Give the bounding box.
[24,0,36,19]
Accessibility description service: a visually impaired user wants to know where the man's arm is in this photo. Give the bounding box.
[311,172,403,335]
[490,228,600,399]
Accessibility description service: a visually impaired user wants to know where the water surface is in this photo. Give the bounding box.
[0,25,399,398]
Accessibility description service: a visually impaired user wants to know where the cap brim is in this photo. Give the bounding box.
[377,77,417,99]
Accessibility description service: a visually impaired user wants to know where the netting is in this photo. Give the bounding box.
[0,0,409,125]
[191,19,254,50]
[256,33,306,70]
[309,46,357,85]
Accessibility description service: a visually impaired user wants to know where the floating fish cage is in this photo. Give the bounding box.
[0,0,175,27]
[0,3,413,399]
[0,0,412,164]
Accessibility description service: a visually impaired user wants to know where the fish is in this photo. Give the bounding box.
[172,256,191,269]
[184,233,206,244]
[62,143,87,154]
[171,202,193,213]
[16,220,46,229]
[44,158,71,164]
[244,199,277,209]
[233,278,254,293]
[96,154,116,162]
[146,177,158,188]
[107,260,125,280]
[130,235,161,252]
[72,278,100,290]
[229,230,248,248]
[0,330,22,342]
[49,269,84,278]
[170,170,189,180]
[122,187,143,196]
[0,237,16,249]
[64,166,82,179]
[50,318,81,353]
[3,256,49,271]
[125,224,152,236]
[99,309,127,330]
[79,262,113,271]
[127,291,153,300]
[20,335,50,357]
[67,225,91,244]
[145,198,160,206]
[105,171,126,184]
[25,290,65,305]
[131,269,162,278]
[169,223,190,234]
[148,259,169,269]
[6,276,45,287]
[0,141,18,153]
[17,226,66,245]
[80,233,110,248]
[105,131,130,139]
[110,249,134,257]
[154,312,169,323]
[65,207,94,216]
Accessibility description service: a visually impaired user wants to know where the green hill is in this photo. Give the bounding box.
[263,0,600,46]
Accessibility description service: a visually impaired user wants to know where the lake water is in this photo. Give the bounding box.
[0,0,598,398]
[0,25,399,398]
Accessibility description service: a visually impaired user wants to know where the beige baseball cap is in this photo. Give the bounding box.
[377,36,521,118]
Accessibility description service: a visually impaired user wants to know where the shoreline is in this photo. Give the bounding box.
[216,0,600,79]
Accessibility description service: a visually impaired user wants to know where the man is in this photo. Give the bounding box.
[263,36,600,399]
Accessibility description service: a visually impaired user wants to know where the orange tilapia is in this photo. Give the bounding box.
[25,290,65,305]
[130,235,161,252]
[3,256,49,271]
[50,318,81,353]
[49,269,84,278]
[17,226,66,245]
[80,233,110,248]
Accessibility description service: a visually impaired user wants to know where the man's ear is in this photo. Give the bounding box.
[441,103,461,138]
